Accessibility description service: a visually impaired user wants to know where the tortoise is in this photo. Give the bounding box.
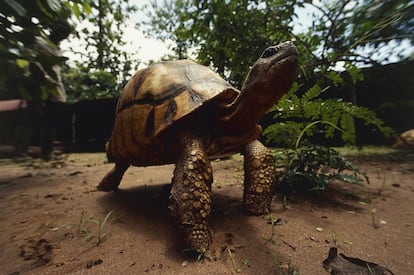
[392,129,414,149]
[98,41,299,252]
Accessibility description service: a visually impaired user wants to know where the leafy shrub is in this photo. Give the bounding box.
[264,84,392,193]
[264,83,394,147]
[272,122,369,193]
[63,64,119,102]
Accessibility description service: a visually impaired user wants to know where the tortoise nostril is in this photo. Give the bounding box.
[261,47,278,58]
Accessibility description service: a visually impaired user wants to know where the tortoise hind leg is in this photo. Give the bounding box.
[242,140,275,214]
[97,163,129,192]
[169,133,213,252]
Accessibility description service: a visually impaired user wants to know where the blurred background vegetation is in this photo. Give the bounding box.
[0,0,413,146]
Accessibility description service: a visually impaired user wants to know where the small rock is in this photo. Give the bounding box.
[86,259,103,269]
[310,236,318,242]
[267,217,287,225]
[19,173,33,178]
[69,171,82,176]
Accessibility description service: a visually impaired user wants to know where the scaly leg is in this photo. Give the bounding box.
[243,140,275,214]
[169,133,213,252]
[97,162,129,192]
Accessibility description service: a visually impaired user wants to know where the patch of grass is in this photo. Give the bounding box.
[241,258,250,268]
[35,222,57,236]
[224,246,251,273]
[227,247,241,273]
[181,247,213,262]
[62,209,114,246]
[261,215,280,245]
[331,229,338,247]
[270,250,300,275]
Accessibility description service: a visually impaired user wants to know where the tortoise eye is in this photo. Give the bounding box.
[261,47,278,58]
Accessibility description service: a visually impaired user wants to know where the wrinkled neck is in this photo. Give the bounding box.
[220,81,278,133]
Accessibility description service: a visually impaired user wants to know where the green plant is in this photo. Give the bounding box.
[62,0,138,102]
[261,215,280,245]
[270,120,369,193]
[264,84,394,147]
[35,222,57,236]
[270,251,300,275]
[241,258,250,268]
[1,1,91,101]
[331,229,338,247]
[263,83,394,193]
[227,247,242,273]
[144,1,412,88]
[63,209,114,246]
[86,210,114,245]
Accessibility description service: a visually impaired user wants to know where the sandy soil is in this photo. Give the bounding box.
[0,150,413,274]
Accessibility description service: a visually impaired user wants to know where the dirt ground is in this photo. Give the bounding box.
[0,148,413,274]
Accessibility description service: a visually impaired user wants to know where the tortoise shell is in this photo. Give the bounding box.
[106,60,245,166]
[392,129,414,149]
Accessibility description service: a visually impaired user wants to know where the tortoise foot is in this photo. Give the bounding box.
[243,193,272,215]
[169,197,213,251]
[97,178,119,192]
[188,223,212,252]
[97,164,128,192]
[243,140,275,215]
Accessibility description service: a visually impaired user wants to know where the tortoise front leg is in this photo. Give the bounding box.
[169,133,213,252]
[97,162,129,192]
[242,140,275,214]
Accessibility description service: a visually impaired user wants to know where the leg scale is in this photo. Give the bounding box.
[169,133,213,251]
[243,140,275,214]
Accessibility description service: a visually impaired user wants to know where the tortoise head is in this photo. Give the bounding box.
[221,41,298,133]
[242,41,298,99]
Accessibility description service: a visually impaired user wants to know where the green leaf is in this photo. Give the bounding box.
[344,63,364,83]
[340,113,356,144]
[301,84,321,102]
[36,0,52,17]
[100,210,114,231]
[295,120,342,149]
[336,173,364,185]
[3,0,26,16]
[40,87,49,100]
[72,2,81,18]
[274,143,368,193]
[82,2,92,15]
[16,59,29,69]
[46,0,61,12]
[326,71,344,86]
